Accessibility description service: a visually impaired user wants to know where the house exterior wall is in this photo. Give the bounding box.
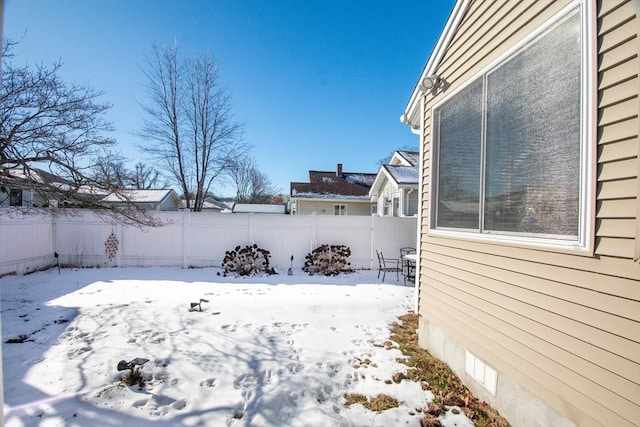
[158,196,179,211]
[378,178,396,216]
[0,188,36,207]
[293,199,373,216]
[376,180,419,217]
[415,1,639,427]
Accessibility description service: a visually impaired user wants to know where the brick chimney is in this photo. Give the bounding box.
[336,163,343,177]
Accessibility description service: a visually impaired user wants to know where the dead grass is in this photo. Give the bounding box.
[344,393,400,412]
[391,313,511,427]
[121,368,145,389]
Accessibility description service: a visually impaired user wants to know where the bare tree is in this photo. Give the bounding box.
[130,162,166,189]
[377,145,419,167]
[228,156,277,203]
[92,154,130,188]
[0,40,161,226]
[92,157,166,189]
[138,43,247,211]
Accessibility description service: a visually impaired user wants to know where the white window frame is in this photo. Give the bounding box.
[333,204,347,216]
[428,1,595,253]
[392,196,400,217]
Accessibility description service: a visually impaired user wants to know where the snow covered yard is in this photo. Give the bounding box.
[2,267,472,427]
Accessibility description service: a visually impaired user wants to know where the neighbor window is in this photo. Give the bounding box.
[9,189,22,207]
[334,204,347,215]
[432,8,586,245]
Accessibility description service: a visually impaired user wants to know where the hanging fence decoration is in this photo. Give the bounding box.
[105,231,119,262]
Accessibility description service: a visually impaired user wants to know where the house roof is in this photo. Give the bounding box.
[394,151,420,167]
[290,167,377,201]
[384,164,420,185]
[232,203,285,214]
[180,197,232,211]
[203,197,232,211]
[401,0,469,130]
[369,151,420,197]
[3,167,74,187]
[101,189,178,204]
[2,167,108,198]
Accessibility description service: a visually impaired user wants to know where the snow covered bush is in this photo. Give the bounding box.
[303,244,352,276]
[221,244,277,277]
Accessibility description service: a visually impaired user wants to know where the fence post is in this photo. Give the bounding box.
[247,212,256,245]
[182,210,189,269]
[311,212,318,252]
[115,221,123,267]
[370,214,375,270]
[51,210,57,266]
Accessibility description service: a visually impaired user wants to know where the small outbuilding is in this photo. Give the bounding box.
[101,189,181,211]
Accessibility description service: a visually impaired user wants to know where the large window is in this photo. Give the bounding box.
[432,8,586,245]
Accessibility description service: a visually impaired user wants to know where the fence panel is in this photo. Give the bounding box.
[314,215,372,269]
[54,212,113,268]
[252,214,315,271]
[188,213,254,267]
[0,210,53,275]
[0,209,417,275]
[121,212,184,267]
[372,216,419,261]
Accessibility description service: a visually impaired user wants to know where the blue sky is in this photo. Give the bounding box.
[4,0,454,197]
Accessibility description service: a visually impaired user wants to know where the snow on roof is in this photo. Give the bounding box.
[290,169,377,200]
[289,192,372,201]
[385,165,419,185]
[232,204,285,214]
[397,151,420,166]
[344,173,376,186]
[4,167,73,186]
[369,151,420,197]
[3,167,109,197]
[101,189,175,203]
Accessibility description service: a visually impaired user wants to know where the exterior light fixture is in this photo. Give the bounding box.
[420,75,441,92]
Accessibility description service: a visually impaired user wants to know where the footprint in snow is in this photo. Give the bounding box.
[172,399,187,410]
[200,378,217,388]
[233,373,258,389]
[133,398,149,408]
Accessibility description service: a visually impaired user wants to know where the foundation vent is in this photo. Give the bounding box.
[465,350,497,395]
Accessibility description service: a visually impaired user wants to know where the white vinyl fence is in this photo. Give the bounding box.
[0,209,418,276]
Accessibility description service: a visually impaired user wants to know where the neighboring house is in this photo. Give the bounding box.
[369,151,419,217]
[101,189,180,211]
[402,1,639,427]
[181,197,232,212]
[232,203,286,214]
[203,197,232,212]
[0,167,106,208]
[290,163,376,215]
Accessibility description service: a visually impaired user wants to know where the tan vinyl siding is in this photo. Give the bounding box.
[293,200,372,216]
[417,1,639,426]
[438,1,568,90]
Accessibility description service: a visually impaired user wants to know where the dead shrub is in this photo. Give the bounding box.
[221,244,277,277]
[303,244,352,276]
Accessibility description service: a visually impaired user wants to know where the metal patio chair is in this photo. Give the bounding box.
[375,250,402,282]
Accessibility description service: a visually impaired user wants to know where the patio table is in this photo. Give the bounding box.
[402,253,417,284]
